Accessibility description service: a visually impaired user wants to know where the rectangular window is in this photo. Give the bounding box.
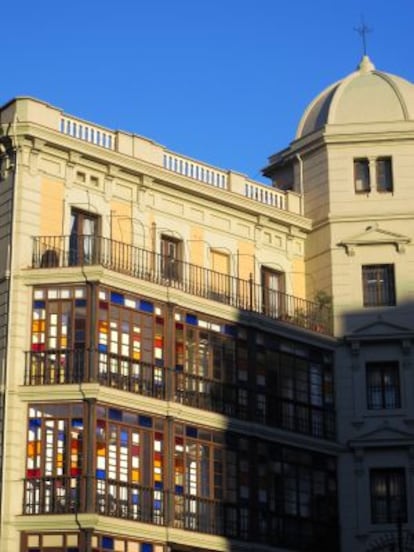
[376,157,393,192]
[69,209,100,266]
[161,235,182,281]
[354,158,370,193]
[370,469,407,524]
[366,362,401,409]
[261,267,285,317]
[362,264,396,306]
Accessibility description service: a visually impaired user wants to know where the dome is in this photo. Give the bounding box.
[296,56,414,139]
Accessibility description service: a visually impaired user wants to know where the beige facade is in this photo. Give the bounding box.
[0,96,337,552]
[1,54,413,552]
[264,56,414,551]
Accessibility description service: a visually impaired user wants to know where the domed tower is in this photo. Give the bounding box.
[264,55,414,336]
[265,57,414,552]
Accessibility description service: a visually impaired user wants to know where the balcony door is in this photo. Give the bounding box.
[262,267,285,317]
[161,235,182,281]
[69,209,99,266]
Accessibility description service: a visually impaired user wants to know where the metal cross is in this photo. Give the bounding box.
[354,17,372,56]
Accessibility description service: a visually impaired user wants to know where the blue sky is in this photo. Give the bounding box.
[3,0,413,181]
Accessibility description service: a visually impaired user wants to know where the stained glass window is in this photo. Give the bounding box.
[97,289,165,396]
[26,404,84,514]
[95,406,164,522]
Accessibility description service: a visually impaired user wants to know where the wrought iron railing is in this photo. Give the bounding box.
[23,476,81,515]
[23,476,338,549]
[95,479,164,524]
[23,476,162,524]
[24,349,335,440]
[32,235,333,335]
[25,349,165,397]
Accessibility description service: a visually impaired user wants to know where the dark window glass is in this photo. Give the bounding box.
[261,267,285,317]
[354,158,370,193]
[362,264,396,306]
[376,157,393,192]
[370,469,407,524]
[69,209,99,266]
[161,235,182,281]
[366,362,401,409]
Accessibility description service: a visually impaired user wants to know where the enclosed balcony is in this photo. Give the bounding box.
[31,235,333,336]
[24,348,335,440]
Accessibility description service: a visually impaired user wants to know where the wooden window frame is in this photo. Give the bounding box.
[69,208,100,266]
[161,235,183,281]
[376,156,393,193]
[354,158,371,193]
[261,267,286,318]
[366,361,401,410]
[362,264,396,307]
[370,468,407,524]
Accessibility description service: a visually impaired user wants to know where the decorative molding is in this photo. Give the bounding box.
[338,223,411,255]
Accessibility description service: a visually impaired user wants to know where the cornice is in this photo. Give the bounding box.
[13,121,311,233]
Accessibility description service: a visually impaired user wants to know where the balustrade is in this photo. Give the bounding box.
[32,235,332,336]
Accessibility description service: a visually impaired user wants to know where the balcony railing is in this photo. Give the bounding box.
[25,349,165,396]
[23,476,338,550]
[24,349,335,440]
[32,235,333,335]
[23,476,163,524]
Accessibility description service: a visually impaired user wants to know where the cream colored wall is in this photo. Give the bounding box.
[40,178,64,235]
[0,99,314,552]
[110,199,133,244]
[189,226,204,266]
[301,147,330,221]
[237,241,255,280]
[327,141,414,216]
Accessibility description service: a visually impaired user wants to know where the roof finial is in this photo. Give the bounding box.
[354,15,372,56]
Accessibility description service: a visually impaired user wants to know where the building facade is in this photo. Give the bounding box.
[0,54,413,552]
[264,56,414,551]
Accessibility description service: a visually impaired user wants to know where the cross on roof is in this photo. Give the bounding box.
[354,17,372,56]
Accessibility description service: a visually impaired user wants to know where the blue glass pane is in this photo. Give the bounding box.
[98,343,107,352]
[120,430,128,445]
[34,301,45,309]
[96,469,106,479]
[109,408,122,421]
[154,499,161,509]
[29,418,41,429]
[186,425,197,437]
[72,418,83,428]
[68,548,79,552]
[110,292,124,305]
[175,365,183,371]
[154,481,163,490]
[132,493,139,504]
[175,485,183,495]
[102,536,114,549]
[140,300,154,313]
[142,544,153,552]
[185,314,197,325]
[75,299,87,307]
[138,415,152,427]
[224,324,236,336]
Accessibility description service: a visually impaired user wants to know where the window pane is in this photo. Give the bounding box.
[366,362,400,409]
[377,157,393,192]
[362,264,395,306]
[371,469,407,523]
[354,159,370,193]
